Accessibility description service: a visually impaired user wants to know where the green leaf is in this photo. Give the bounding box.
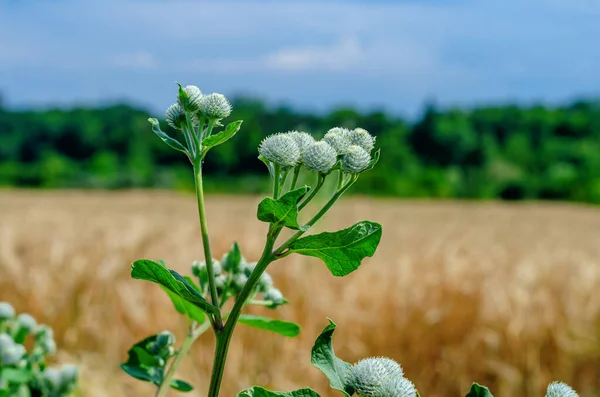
[238,315,300,337]
[364,149,380,172]
[161,287,206,324]
[257,186,309,230]
[131,260,219,315]
[466,383,494,397]
[222,242,242,273]
[289,221,382,277]
[0,367,31,383]
[237,386,321,397]
[148,118,189,155]
[170,379,194,392]
[311,319,352,397]
[120,334,165,385]
[202,120,243,153]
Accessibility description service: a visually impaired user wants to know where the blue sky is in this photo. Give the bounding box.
[1,0,599,115]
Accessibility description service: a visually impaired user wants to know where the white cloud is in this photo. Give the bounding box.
[265,38,363,71]
[110,51,158,70]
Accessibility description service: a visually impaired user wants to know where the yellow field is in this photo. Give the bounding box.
[1,191,599,397]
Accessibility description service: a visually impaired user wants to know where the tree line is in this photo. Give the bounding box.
[1,97,599,203]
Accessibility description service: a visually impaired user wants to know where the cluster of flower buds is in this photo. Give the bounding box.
[0,302,78,396]
[146,331,176,367]
[546,382,579,397]
[191,245,286,308]
[345,357,416,397]
[258,127,376,174]
[165,85,232,131]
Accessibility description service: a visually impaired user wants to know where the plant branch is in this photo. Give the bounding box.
[290,166,301,190]
[298,173,325,211]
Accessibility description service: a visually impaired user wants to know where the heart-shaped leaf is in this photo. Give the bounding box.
[131,260,219,315]
[311,319,352,397]
[289,221,382,277]
[237,386,320,397]
[257,186,309,230]
[202,120,243,154]
[466,383,494,397]
[238,315,300,338]
[148,118,189,155]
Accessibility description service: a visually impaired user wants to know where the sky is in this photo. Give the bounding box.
[1,0,599,116]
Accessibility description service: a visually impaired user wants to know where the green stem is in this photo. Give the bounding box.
[206,227,279,397]
[184,113,200,157]
[290,166,301,190]
[336,170,344,191]
[193,163,223,329]
[155,321,212,397]
[272,164,282,199]
[298,173,325,211]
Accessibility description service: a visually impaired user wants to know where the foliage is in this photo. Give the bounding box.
[1,99,600,203]
[0,302,78,397]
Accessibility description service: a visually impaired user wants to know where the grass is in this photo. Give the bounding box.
[0,190,599,397]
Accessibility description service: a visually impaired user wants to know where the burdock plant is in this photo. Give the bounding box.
[121,83,580,397]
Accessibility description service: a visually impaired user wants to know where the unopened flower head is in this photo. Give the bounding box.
[59,364,78,386]
[177,85,203,111]
[546,382,578,397]
[39,337,57,355]
[301,141,338,173]
[349,128,376,153]
[264,288,285,305]
[199,93,232,120]
[232,274,248,292]
[36,324,54,339]
[165,103,187,130]
[257,272,274,292]
[342,145,371,174]
[215,274,228,292]
[287,131,315,154]
[346,357,403,396]
[323,127,352,155]
[376,377,417,397]
[0,302,14,320]
[0,333,13,351]
[259,133,301,168]
[1,343,25,366]
[43,368,62,391]
[17,313,37,332]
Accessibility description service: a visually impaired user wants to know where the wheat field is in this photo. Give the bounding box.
[0,190,599,397]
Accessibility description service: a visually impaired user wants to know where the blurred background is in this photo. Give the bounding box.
[1,1,599,396]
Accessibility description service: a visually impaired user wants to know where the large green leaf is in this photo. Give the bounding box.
[257,186,308,230]
[465,383,494,397]
[311,319,352,397]
[131,260,219,315]
[161,287,206,324]
[201,120,243,154]
[237,386,320,397]
[238,315,300,337]
[148,118,189,155]
[289,221,382,277]
[0,367,31,383]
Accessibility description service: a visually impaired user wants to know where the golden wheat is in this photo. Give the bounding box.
[1,191,599,397]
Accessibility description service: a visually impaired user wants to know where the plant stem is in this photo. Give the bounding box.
[298,173,325,211]
[290,166,301,190]
[272,164,282,199]
[193,163,223,329]
[206,228,278,397]
[156,321,212,397]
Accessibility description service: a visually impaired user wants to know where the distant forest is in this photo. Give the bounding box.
[1,97,600,203]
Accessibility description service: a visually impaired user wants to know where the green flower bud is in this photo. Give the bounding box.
[155,331,175,348]
[231,274,248,292]
[0,302,15,320]
[198,93,232,120]
[211,259,222,275]
[257,272,273,293]
[0,333,14,351]
[349,128,376,153]
[191,260,206,278]
[43,368,62,391]
[35,324,54,340]
[17,313,37,333]
[376,377,416,397]
[341,145,371,174]
[258,133,301,168]
[243,262,257,277]
[214,274,228,293]
[39,337,57,355]
[165,103,186,130]
[323,127,352,155]
[1,343,25,366]
[546,382,578,397]
[301,141,337,173]
[59,364,78,387]
[287,131,315,154]
[263,288,285,305]
[346,357,403,396]
[177,85,203,111]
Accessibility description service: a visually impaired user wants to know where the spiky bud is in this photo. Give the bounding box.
[376,377,417,397]
[36,324,54,340]
[263,288,285,305]
[214,274,228,292]
[59,364,78,386]
[191,260,206,278]
[39,337,57,355]
[546,382,579,397]
[323,127,352,155]
[259,133,301,167]
[342,145,371,174]
[177,85,203,111]
[43,368,62,391]
[17,313,37,333]
[346,357,404,396]
[198,93,232,120]
[349,128,376,153]
[155,331,175,348]
[302,141,338,173]
[165,103,189,131]
[0,333,13,351]
[287,131,315,154]
[210,260,222,275]
[232,274,248,292]
[1,343,25,366]
[257,272,274,292]
[0,302,15,320]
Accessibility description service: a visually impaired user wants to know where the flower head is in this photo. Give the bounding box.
[259,133,301,167]
[341,145,371,173]
[263,288,285,305]
[257,272,274,292]
[199,93,232,120]
[17,313,37,332]
[302,141,338,173]
[349,128,376,153]
[0,302,15,320]
[376,377,417,397]
[346,357,404,396]
[546,382,579,397]
[287,131,315,154]
[165,103,187,130]
[323,127,352,155]
[177,85,203,111]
